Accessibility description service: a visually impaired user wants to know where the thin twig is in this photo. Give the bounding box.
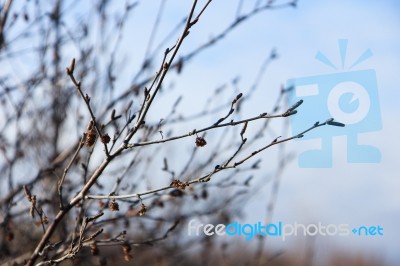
[123,0,200,145]
[127,112,282,149]
[0,0,13,48]
[66,59,110,158]
[25,2,214,264]
[57,134,85,210]
[86,118,343,200]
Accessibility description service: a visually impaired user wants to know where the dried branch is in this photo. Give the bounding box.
[0,0,13,48]
[57,134,85,210]
[86,118,344,200]
[66,58,110,157]
[25,2,214,265]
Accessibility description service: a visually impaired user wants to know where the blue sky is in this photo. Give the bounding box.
[152,0,400,264]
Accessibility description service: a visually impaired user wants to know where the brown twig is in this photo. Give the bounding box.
[25,2,213,265]
[126,110,285,149]
[0,0,13,48]
[123,0,202,146]
[86,117,344,201]
[66,58,110,158]
[57,134,85,210]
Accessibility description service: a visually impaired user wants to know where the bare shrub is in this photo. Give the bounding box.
[0,1,344,265]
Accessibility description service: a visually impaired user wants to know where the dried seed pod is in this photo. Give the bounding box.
[195,136,207,147]
[101,134,110,144]
[170,179,187,190]
[85,121,97,147]
[109,200,119,212]
[137,203,147,216]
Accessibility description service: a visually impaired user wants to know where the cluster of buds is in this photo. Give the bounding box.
[100,134,110,144]
[170,179,188,190]
[85,121,97,147]
[137,203,147,216]
[195,136,207,147]
[109,200,119,211]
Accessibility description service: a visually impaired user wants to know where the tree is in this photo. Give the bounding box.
[0,1,342,265]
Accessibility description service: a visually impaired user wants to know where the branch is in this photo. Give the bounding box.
[66,58,110,157]
[57,134,85,210]
[123,78,296,153]
[122,0,203,145]
[126,109,285,149]
[0,0,13,48]
[26,2,213,264]
[86,117,345,200]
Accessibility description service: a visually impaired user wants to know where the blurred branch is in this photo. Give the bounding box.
[0,0,13,49]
